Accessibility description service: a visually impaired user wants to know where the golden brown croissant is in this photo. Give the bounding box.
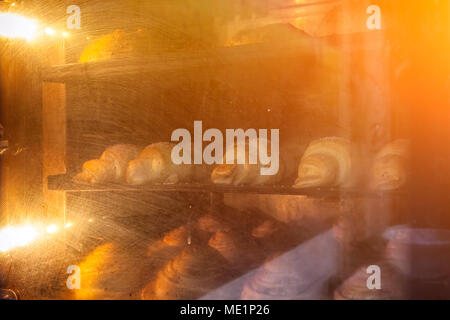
[197,214,230,234]
[79,30,129,63]
[74,144,141,184]
[251,220,281,239]
[294,137,359,188]
[146,225,193,260]
[162,225,190,247]
[370,139,409,191]
[126,142,193,185]
[75,243,143,300]
[227,23,310,47]
[211,139,284,186]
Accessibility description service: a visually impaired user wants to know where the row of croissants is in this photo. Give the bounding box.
[73,207,405,300]
[141,208,314,300]
[140,213,405,300]
[75,138,409,190]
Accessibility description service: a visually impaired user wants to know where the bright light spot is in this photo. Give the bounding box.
[62,31,69,38]
[46,224,58,234]
[10,2,15,7]
[0,13,38,41]
[44,27,56,36]
[0,225,39,252]
[64,222,73,229]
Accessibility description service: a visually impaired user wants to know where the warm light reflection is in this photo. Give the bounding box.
[76,243,115,299]
[64,222,73,229]
[0,225,39,252]
[0,13,38,41]
[46,224,58,234]
[0,221,75,252]
[44,27,56,36]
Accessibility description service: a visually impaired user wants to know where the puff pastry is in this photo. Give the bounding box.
[211,139,286,186]
[127,142,193,185]
[371,139,409,191]
[294,137,359,188]
[75,144,141,184]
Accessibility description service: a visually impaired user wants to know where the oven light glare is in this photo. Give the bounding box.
[64,222,73,229]
[46,224,58,234]
[44,27,56,36]
[0,13,38,41]
[0,225,39,252]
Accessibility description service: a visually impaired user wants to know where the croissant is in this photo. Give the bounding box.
[75,243,143,299]
[147,225,188,253]
[251,220,281,239]
[208,230,262,272]
[294,137,359,188]
[143,245,229,300]
[370,139,409,191]
[241,251,324,300]
[334,263,405,300]
[146,225,196,263]
[227,23,310,46]
[163,225,191,247]
[250,219,296,253]
[211,139,284,186]
[196,214,230,234]
[126,142,193,185]
[74,144,141,184]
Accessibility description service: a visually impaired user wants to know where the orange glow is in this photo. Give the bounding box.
[75,243,115,299]
[79,30,128,63]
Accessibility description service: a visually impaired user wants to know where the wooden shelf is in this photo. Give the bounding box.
[41,40,322,82]
[41,32,385,83]
[47,174,406,198]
